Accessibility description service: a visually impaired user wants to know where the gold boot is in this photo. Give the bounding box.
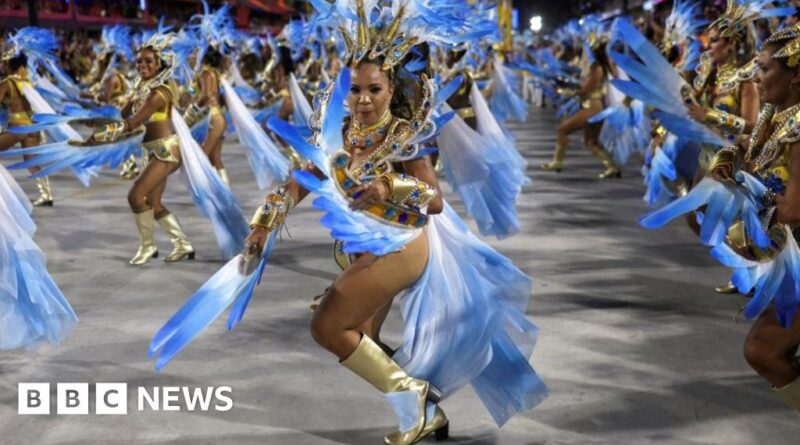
[217,168,230,186]
[540,143,566,172]
[341,335,430,445]
[714,281,739,294]
[157,213,195,262]
[597,150,621,179]
[130,209,159,265]
[773,378,800,414]
[32,177,54,207]
[386,403,449,445]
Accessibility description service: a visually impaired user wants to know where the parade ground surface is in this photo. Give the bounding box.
[1,108,798,444]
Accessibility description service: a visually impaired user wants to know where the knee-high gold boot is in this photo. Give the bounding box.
[157,213,195,262]
[386,403,449,445]
[130,209,158,265]
[216,168,230,186]
[341,335,431,445]
[540,143,566,172]
[596,150,621,179]
[32,177,54,207]
[774,377,800,414]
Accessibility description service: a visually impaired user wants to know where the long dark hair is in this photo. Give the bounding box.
[8,53,28,72]
[202,46,224,68]
[592,42,612,76]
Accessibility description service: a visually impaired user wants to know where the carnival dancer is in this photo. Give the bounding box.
[639,23,800,415]
[0,52,52,206]
[541,19,622,178]
[5,29,248,263]
[80,25,139,180]
[149,2,548,444]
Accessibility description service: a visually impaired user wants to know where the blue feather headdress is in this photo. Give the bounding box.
[662,0,707,72]
[2,27,80,97]
[188,0,235,71]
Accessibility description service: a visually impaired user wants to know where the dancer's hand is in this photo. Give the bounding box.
[239,227,268,275]
[243,227,268,256]
[687,104,707,122]
[349,181,389,211]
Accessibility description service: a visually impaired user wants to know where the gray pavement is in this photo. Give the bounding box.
[1,107,798,444]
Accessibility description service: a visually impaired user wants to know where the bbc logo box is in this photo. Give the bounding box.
[18,383,128,415]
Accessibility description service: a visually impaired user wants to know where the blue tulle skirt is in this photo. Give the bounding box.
[0,165,77,349]
[393,204,547,426]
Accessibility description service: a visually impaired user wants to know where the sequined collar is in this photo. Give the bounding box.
[772,103,800,127]
[346,109,392,148]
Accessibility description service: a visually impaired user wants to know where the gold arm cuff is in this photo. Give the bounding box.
[249,187,294,231]
[705,109,746,135]
[380,172,437,208]
[709,145,744,175]
[92,121,126,143]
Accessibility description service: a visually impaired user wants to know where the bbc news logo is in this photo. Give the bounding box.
[18,383,233,415]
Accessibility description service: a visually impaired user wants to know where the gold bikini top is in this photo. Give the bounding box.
[131,81,177,124]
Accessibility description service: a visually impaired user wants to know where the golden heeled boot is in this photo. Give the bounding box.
[714,281,739,294]
[774,378,800,414]
[32,177,54,207]
[597,150,621,179]
[157,213,195,262]
[341,335,430,445]
[130,209,159,265]
[540,143,566,172]
[385,403,449,445]
[216,168,230,186]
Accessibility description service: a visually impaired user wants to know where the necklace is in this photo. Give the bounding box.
[346,109,392,148]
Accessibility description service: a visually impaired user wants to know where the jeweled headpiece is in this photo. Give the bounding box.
[312,0,492,72]
[711,0,795,41]
[765,23,800,68]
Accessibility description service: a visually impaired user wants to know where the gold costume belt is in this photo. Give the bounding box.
[142,134,180,164]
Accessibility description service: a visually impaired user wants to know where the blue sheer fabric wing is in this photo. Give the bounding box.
[171,110,248,259]
[149,255,262,370]
[227,233,277,330]
[0,171,77,349]
[293,169,418,256]
[640,176,768,247]
[393,203,547,426]
[0,135,142,187]
[221,78,291,190]
[710,236,800,328]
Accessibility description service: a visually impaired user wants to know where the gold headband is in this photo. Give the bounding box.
[766,24,800,68]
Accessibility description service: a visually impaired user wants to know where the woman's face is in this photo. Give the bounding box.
[755,46,798,105]
[708,28,734,65]
[136,49,159,80]
[348,62,393,127]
